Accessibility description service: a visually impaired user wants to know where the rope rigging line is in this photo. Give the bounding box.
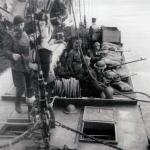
[79,0,82,23]
[55,121,123,150]
[0,121,40,149]
[82,0,86,27]
[69,0,150,104]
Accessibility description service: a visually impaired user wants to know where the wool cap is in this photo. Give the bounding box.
[13,15,24,25]
[94,60,106,70]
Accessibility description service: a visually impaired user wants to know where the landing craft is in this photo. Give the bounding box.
[0,0,150,150]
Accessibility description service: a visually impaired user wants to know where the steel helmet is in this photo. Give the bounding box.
[94,60,106,70]
[13,15,24,25]
[94,42,100,47]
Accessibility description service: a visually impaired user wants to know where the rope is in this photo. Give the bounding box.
[79,0,82,23]
[83,0,86,27]
[129,91,150,98]
[55,121,123,150]
[54,78,81,97]
[0,121,39,149]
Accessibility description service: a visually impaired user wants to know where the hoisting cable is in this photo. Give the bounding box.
[44,0,46,12]
[0,121,40,149]
[69,0,150,104]
[83,0,86,27]
[55,121,123,150]
[79,0,82,23]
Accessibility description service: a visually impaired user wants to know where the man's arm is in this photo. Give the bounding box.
[67,51,74,74]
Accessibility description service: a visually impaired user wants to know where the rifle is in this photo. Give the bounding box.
[106,57,146,70]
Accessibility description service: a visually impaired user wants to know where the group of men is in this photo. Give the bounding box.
[65,18,125,99]
[2,14,128,113]
[66,40,115,99]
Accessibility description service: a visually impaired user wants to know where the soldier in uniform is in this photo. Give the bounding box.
[90,60,114,99]
[87,42,106,68]
[3,15,34,113]
[67,40,84,79]
[89,18,100,48]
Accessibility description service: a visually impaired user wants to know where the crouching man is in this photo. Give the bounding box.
[90,60,114,99]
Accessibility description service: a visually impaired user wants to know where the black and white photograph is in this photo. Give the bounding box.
[0,0,150,149]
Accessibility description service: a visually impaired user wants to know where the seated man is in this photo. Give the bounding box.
[89,60,114,99]
[87,42,105,68]
[67,39,84,79]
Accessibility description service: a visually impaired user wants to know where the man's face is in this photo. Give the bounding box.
[39,20,46,29]
[74,41,80,50]
[96,68,103,74]
[14,22,24,31]
[14,22,24,38]
[95,45,100,51]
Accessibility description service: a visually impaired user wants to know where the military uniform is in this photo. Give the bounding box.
[88,61,114,99]
[3,29,33,95]
[87,42,105,68]
[67,49,83,79]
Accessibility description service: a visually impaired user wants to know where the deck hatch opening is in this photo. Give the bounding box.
[80,121,117,143]
[80,106,117,144]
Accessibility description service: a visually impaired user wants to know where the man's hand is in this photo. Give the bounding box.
[29,62,38,71]
[12,53,21,61]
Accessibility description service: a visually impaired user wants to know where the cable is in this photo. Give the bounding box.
[0,121,39,149]
[79,0,82,23]
[55,121,123,150]
[129,91,150,98]
[83,0,86,27]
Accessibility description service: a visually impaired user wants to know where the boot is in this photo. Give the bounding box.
[15,100,22,113]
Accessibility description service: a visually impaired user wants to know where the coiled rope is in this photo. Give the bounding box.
[54,78,81,97]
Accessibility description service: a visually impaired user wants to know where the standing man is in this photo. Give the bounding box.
[36,11,54,82]
[89,18,100,48]
[3,15,34,113]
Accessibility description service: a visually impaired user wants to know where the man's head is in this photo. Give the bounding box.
[13,15,24,39]
[94,60,106,73]
[92,17,96,23]
[73,40,82,50]
[36,11,48,29]
[93,42,100,50]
